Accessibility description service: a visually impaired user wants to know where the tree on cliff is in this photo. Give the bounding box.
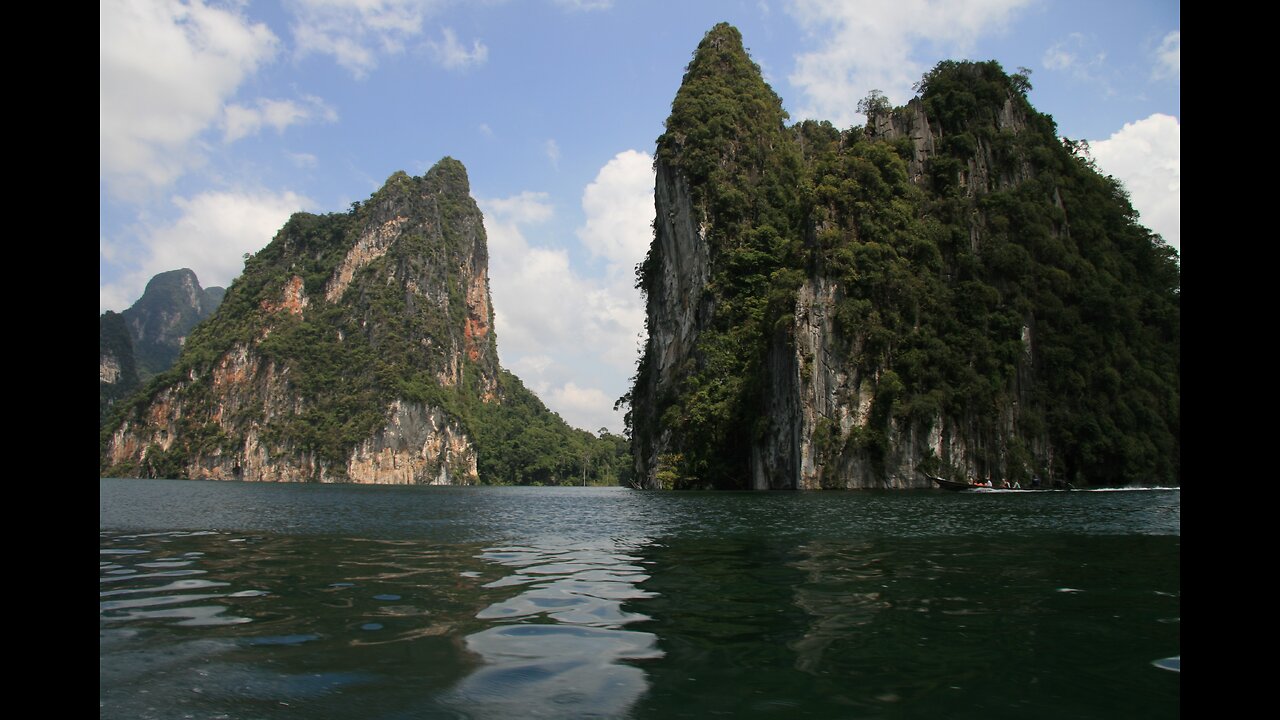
[626,25,1178,489]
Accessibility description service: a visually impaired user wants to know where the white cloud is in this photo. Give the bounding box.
[289,0,457,76]
[786,0,1031,127]
[480,192,569,358]
[577,150,655,270]
[478,123,493,137]
[1089,113,1180,252]
[223,95,337,142]
[549,383,617,431]
[1153,31,1179,81]
[553,0,613,11]
[545,138,561,168]
[484,191,555,224]
[1042,37,1077,71]
[575,152,653,379]
[428,27,488,69]
[1042,32,1106,75]
[101,189,311,312]
[286,151,319,168]
[479,150,653,432]
[509,354,553,378]
[101,0,280,200]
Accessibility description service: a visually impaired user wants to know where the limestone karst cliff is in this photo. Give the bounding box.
[102,158,628,485]
[123,268,226,379]
[100,269,224,425]
[100,311,140,426]
[626,24,1179,489]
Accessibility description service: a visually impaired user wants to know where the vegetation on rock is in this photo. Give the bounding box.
[626,24,1179,488]
[100,269,223,426]
[102,159,631,486]
[99,311,140,426]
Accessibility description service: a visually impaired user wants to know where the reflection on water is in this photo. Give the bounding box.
[100,531,485,718]
[627,534,1180,719]
[788,540,893,675]
[101,483,1179,719]
[100,530,664,719]
[100,534,253,627]
[440,542,663,718]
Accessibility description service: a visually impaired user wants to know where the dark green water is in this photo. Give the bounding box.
[100,480,1179,719]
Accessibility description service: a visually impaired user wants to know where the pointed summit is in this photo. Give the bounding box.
[632,23,805,489]
[628,26,1178,490]
[658,23,790,187]
[122,268,224,379]
[424,156,471,194]
[102,157,627,486]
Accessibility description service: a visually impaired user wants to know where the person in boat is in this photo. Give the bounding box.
[1031,475,1042,489]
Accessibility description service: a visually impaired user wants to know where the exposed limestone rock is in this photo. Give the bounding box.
[632,156,712,485]
[326,216,409,302]
[262,276,309,316]
[649,161,712,394]
[119,268,225,380]
[102,158,503,484]
[100,356,121,384]
[106,337,476,484]
[464,268,492,363]
[346,401,478,485]
[628,29,1179,489]
[867,99,939,184]
[789,276,851,489]
[101,311,142,426]
[751,320,802,490]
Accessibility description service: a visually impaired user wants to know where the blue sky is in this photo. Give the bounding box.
[100,0,1180,434]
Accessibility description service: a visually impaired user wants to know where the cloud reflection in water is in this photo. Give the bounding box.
[441,542,663,718]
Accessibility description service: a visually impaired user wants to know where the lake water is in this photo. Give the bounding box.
[100,479,1180,719]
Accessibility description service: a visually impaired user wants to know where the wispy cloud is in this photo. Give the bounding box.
[1152,30,1179,81]
[101,0,279,200]
[289,0,442,77]
[1043,33,1105,73]
[545,138,561,168]
[428,27,489,69]
[553,0,613,11]
[787,0,1032,127]
[101,188,312,312]
[1042,32,1113,95]
[286,151,319,169]
[223,95,337,143]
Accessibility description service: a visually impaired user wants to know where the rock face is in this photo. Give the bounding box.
[100,269,225,425]
[630,159,713,485]
[628,27,1180,489]
[345,400,478,485]
[102,158,504,484]
[122,268,225,379]
[100,311,140,425]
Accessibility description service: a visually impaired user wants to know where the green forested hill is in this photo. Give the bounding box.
[100,269,224,426]
[627,24,1178,489]
[123,268,225,379]
[100,311,140,426]
[103,159,630,486]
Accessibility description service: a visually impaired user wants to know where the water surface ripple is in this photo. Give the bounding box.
[101,480,1179,719]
